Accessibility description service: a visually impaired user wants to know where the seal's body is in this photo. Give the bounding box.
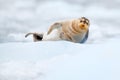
[46,17,90,43]
[25,17,90,43]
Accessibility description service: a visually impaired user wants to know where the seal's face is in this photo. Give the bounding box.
[79,17,90,31]
[71,17,90,34]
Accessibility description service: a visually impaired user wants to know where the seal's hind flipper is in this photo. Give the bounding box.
[33,33,43,41]
[25,33,34,38]
[25,32,43,42]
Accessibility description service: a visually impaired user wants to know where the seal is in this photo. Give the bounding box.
[25,17,90,43]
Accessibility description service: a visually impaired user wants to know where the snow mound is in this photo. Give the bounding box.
[0,38,120,80]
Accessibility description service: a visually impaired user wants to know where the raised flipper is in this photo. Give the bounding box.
[80,30,89,43]
[47,22,62,35]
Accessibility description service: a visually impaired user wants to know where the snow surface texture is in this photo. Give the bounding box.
[0,0,120,80]
[0,38,120,80]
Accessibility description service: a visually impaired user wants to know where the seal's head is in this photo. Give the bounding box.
[71,17,90,34]
[79,17,90,31]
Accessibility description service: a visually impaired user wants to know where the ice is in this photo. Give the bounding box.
[0,38,120,80]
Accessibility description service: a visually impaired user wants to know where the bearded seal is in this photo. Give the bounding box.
[25,17,90,43]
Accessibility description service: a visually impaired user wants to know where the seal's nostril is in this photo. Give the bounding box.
[80,25,84,29]
[81,24,85,27]
[79,24,87,30]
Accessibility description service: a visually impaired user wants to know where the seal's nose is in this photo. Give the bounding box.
[80,24,85,30]
[81,24,85,28]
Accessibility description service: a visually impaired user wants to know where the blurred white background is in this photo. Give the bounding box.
[0,0,120,43]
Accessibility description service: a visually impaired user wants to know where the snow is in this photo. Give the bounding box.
[0,38,120,80]
[0,0,120,80]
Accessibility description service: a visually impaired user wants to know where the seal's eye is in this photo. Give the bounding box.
[80,20,82,22]
[86,20,89,25]
[86,22,88,25]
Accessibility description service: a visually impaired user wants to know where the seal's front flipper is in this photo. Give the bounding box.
[80,30,89,43]
[47,23,62,35]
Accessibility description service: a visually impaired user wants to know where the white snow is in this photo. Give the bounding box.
[0,38,120,80]
[0,0,120,80]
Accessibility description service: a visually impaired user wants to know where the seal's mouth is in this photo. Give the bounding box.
[79,23,87,30]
